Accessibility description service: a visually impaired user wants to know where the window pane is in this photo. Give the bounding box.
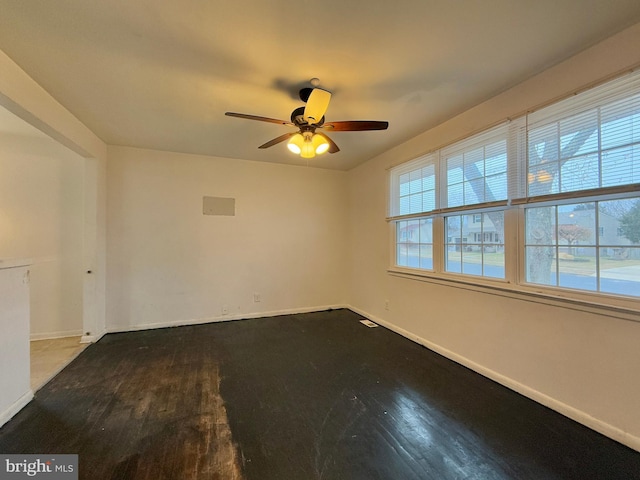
[557,203,596,253]
[408,193,422,214]
[397,220,407,242]
[447,155,464,184]
[528,123,559,164]
[599,247,640,297]
[601,144,640,187]
[422,191,436,212]
[528,162,559,196]
[399,172,410,196]
[525,246,557,285]
[445,211,505,278]
[423,165,436,188]
[397,243,409,267]
[484,244,505,279]
[526,206,556,244]
[486,173,507,200]
[464,148,484,180]
[606,198,640,245]
[419,244,433,270]
[559,247,597,291]
[399,196,409,215]
[485,141,507,175]
[447,183,464,208]
[464,179,484,204]
[525,206,557,285]
[559,109,599,157]
[409,169,423,194]
[446,249,462,273]
[560,154,599,192]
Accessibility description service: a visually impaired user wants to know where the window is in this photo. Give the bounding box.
[389,70,640,307]
[389,124,511,280]
[522,72,640,298]
[390,154,437,272]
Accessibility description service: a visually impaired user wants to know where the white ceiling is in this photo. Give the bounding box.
[1,1,640,170]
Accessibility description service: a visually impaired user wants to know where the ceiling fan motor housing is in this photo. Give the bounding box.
[291,106,324,127]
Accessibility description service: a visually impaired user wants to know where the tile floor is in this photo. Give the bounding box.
[30,336,88,391]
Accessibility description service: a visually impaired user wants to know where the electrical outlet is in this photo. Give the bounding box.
[384,300,390,311]
[222,304,229,315]
[253,293,261,302]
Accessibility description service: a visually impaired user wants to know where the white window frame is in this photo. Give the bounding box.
[388,70,640,318]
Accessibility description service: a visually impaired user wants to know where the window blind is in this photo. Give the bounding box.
[517,69,640,204]
[440,124,509,209]
[389,153,437,218]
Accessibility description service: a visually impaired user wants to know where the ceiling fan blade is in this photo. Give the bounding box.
[315,133,340,154]
[225,112,294,126]
[258,132,297,149]
[322,120,389,131]
[303,88,332,124]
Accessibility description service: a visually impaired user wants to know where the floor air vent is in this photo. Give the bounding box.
[359,319,379,328]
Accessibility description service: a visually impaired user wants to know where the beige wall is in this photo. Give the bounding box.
[0,48,108,342]
[0,108,84,338]
[347,23,640,450]
[106,146,349,330]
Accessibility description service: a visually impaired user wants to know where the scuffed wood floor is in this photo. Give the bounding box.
[0,325,244,479]
[2,309,640,479]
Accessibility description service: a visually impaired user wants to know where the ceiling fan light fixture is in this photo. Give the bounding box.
[287,133,304,154]
[300,141,316,158]
[312,134,330,155]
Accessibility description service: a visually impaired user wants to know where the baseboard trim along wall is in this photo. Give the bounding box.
[30,329,84,341]
[348,305,640,454]
[0,390,33,430]
[106,304,349,334]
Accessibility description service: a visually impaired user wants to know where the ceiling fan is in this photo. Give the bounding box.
[225,79,389,159]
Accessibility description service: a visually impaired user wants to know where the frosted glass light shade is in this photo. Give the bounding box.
[287,133,304,154]
[313,134,329,155]
[301,141,316,158]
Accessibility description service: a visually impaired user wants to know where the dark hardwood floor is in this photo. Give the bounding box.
[1,309,638,479]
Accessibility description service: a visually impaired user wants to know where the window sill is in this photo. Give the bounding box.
[387,267,640,322]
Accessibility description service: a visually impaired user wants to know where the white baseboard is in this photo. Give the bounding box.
[81,328,107,344]
[30,329,83,341]
[0,390,33,429]
[347,305,640,453]
[106,304,349,334]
